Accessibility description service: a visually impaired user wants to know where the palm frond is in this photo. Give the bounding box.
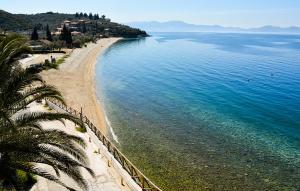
[0,34,94,191]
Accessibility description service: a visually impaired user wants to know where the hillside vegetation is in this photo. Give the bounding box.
[0,10,148,38]
[19,12,76,30]
[0,10,31,30]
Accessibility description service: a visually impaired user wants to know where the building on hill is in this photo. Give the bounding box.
[19,14,148,39]
[104,28,110,37]
[71,31,81,36]
[63,20,71,26]
[53,27,62,35]
[52,19,94,35]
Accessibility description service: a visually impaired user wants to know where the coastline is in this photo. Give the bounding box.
[41,38,121,135]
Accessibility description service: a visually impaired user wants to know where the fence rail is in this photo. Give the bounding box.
[46,99,162,191]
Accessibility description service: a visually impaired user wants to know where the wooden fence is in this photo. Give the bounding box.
[46,99,162,191]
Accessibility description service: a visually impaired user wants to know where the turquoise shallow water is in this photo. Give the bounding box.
[96,33,300,191]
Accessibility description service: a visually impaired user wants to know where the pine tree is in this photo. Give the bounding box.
[75,12,79,18]
[94,14,99,20]
[46,24,52,41]
[82,23,87,33]
[88,13,93,20]
[79,12,83,18]
[60,24,72,47]
[66,30,73,46]
[59,24,68,41]
[83,13,88,18]
[31,26,39,40]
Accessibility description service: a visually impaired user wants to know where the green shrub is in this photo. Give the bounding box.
[16,170,37,190]
[44,59,58,70]
[76,126,87,133]
[73,39,81,48]
[44,59,51,67]
[55,54,69,65]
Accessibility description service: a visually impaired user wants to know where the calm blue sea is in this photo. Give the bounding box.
[95,33,300,191]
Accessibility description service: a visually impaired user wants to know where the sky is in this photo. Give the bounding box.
[1,0,300,28]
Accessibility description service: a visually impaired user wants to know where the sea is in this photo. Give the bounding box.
[95,32,300,191]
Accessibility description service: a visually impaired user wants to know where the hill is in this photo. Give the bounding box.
[0,10,147,38]
[127,21,300,34]
[0,10,31,30]
[19,12,76,30]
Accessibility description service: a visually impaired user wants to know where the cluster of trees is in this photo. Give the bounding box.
[97,21,148,38]
[72,35,96,48]
[30,24,53,41]
[27,12,148,50]
[59,24,72,47]
[30,20,148,47]
[30,23,96,50]
[75,12,105,20]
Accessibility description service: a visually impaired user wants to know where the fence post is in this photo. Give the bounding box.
[142,176,145,190]
[80,107,83,125]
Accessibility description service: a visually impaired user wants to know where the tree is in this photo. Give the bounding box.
[31,26,38,40]
[46,24,52,41]
[66,30,73,47]
[0,34,93,190]
[101,15,106,20]
[79,12,83,18]
[94,14,99,20]
[95,22,98,32]
[75,12,79,18]
[82,23,87,33]
[53,40,63,51]
[88,13,93,20]
[83,13,88,18]
[36,23,43,30]
[59,24,68,41]
[60,25,72,47]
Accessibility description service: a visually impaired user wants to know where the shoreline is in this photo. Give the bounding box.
[41,38,121,135]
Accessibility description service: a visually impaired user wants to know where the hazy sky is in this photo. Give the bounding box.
[1,0,300,27]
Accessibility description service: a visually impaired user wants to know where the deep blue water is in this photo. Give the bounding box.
[96,33,300,191]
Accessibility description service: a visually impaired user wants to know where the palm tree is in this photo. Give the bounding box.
[0,34,93,190]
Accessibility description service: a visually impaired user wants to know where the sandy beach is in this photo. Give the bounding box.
[41,38,121,134]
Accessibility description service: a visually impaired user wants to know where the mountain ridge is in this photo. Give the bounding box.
[127,21,300,33]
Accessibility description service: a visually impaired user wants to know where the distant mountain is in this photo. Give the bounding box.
[127,21,300,34]
[249,25,300,33]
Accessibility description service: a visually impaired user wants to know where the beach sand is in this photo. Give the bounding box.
[29,102,124,191]
[41,38,121,135]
